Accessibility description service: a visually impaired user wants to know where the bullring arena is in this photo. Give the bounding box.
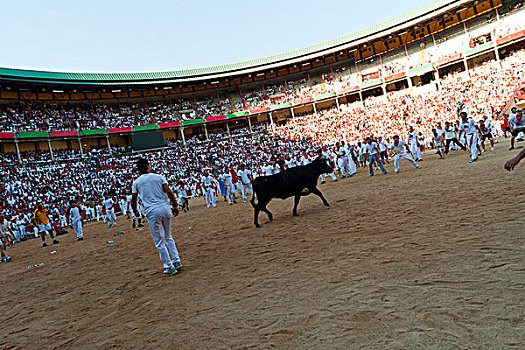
[1,144,524,349]
[1,0,525,349]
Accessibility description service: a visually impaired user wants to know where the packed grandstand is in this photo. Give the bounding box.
[1,0,524,240]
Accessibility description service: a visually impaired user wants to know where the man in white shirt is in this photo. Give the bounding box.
[201,170,217,208]
[102,194,117,228]
[408,126,422,161]
[444,121,466,154]
[237,165,254,203]
[0,214,14,262]
[132,158,182,276]
[388,135,420,173]
[68,201,84,241]
[508,109,525,150]
[320,148,337,183]
[364,137,387,176]
[223,167,237,205]
[459,112,481,163]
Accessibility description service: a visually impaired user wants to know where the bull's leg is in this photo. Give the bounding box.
[292,195,301,216]
[262,205,273,222]
[311,187,330,207]
[254,205,261,228]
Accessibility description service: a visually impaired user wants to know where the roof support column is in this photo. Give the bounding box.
[77,137,84,159]
[106,135,112,156]
[247,116,253,133]
[14,139,21,163]
[180,127,186,146]
[47,139,55,161]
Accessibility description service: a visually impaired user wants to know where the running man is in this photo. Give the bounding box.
[459,111,481,163]
[103,194,117,228]
[479,117,495,152]
[508,109,525,150]
[131,158,182,276]
[364,137,387,176]
[431,128,445,159]
[33,203,59,247]
[388,135,420,173]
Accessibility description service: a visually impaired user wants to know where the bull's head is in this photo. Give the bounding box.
[313,156,333,174]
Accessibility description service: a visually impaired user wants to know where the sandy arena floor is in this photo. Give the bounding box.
[1,140,524,350]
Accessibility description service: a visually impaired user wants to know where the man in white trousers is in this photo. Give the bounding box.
[459,111,481,163]
[237,165,254,203]
[389,135,420,173]
[68,201,84,241]
[408,126,422,161]
[103,194,117,228]
[132,158,182,276]
[201,170,217,208]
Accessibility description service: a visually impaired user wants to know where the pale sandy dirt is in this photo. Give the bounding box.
[1,139,524,350]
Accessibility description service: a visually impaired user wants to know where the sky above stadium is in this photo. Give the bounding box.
[2,0,427,73]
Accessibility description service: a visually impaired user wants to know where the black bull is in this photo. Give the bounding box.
[250,157,333,227]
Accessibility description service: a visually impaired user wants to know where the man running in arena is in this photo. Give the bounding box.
[0,214,14,262]
[508,109,525,150]
[388,135,420,173]
[364,137,387,176]
[103,194,117,228]
[443,121,466,154]
[431,128,445,159]
[459,111,481,163]
[479,116,495,152]
[408,126,422,161]
[33,203,59,247]
[132,158,182,276]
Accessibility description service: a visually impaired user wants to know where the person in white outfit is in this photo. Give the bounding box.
[132,158,182,276]
[408,126,422,161]
[459,111,481,163]
[68,201,84,241]
[201,170,217,208]
[237,165,254,202]
[103,195,117,228]
[388,135,420,173]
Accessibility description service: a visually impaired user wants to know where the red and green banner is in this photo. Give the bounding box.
[0,132,15,139]
[360,78,382,89]
[314,92,336,101]
[437,53,462,67]
[19,131,48,138]
[159,121,181,129]
[109,127,132,134]
[182,119,203,126]
[227,111,247,118]
[249,107,269,114]
[336,86,359,95]
[205,115,226,123]
[134,124,157,132]
[51,130,77,137]
[82,129,106,136]
[270,102,292,111]
[407,63,434,76]
[384,72,406,83]
[292,97,312,106]
[496,30,525,46]
[465,42,493,56]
